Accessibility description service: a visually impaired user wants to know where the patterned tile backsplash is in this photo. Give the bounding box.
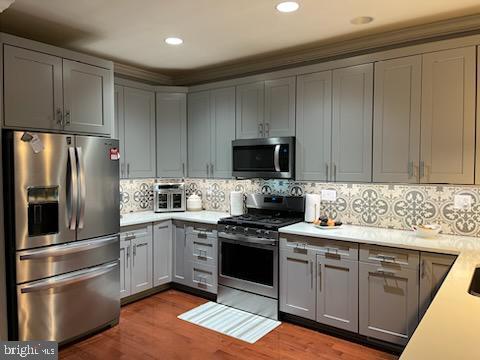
[120,178,480,237]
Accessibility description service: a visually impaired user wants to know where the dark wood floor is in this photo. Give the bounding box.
[60,290,398,360]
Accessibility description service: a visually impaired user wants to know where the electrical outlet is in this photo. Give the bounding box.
[454,194,472,210]
[321,189,337,202]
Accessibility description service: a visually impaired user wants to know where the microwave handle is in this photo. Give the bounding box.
[274,145,281,172]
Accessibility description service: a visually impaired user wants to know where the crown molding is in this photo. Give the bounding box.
[171,13,480,85]
[114,62,172,85]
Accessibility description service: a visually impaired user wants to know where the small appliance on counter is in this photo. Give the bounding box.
[186,194,202,211]
[217,194,305,320]
[154,183,185,212]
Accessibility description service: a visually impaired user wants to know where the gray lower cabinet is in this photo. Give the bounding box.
[172,221,189,285]
[419,252,456,319]
[120,224,153,298]
[316,255,358,332]
[279,246,316,320]
[153,221,172,287]
[359,262,419,345]
[156,93,187,178]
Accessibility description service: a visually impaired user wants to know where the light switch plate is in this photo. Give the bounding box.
[454,194,472,210]
[321,189,337,202]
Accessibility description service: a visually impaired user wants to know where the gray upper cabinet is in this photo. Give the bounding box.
[419,252,455,319]
[123,86,156,178]
[373,56,421,183]
[236,81,264,139]
[210,87,236,178]
[188,91,212,178]
[296,71,332,181]
[279,247,316,320]
[316,255,358,332]
[332,64,373,182]
[114,85,126,178]
[264,77,296,137]
[188,88,235,178]
[420,46,476,184]
[156,93,187,178]
[477,47,480,185]
[62,59,112,135]
[153,221,173,287]
[359,262,419,345]
[4,45,63,131]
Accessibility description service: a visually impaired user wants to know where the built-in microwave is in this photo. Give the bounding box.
[232,137,295,179]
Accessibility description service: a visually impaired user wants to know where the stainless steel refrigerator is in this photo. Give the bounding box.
[3,130,120,343]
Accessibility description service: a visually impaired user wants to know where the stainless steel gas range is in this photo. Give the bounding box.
[217,194,305,320]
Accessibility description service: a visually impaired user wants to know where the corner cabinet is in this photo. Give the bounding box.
[236,77,295,139]
[332,64,373,182]
[156,93,187,178]
[4,45,113,136]
[188,87,235,178]
[153,221,173,286]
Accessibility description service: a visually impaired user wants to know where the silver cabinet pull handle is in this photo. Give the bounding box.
[374,268,397,276]
[64,110,71,125]
[325,163,329,181]
[206,163,209,177]
[265,122,270,137]
[318,262,321,292]
[76,147,86,230]
[127,163,130,177]
[333,163,337,182]
[310,261,314,289]
[258,123,264,137]
[121,163,125,177]
[182,163,185,177]
[210,163,214,177]
[56,108,64,127]
[419,160,425,180]
[408,160,414,178]
[126,245,130,268]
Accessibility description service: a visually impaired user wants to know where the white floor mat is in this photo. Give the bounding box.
[178,301,281,344]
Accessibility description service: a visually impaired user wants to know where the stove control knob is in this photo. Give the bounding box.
[256,229,262,235]
[244,227,249,233]
[225,225,230,231]
[231,226,237,231]
[264,230,271,237]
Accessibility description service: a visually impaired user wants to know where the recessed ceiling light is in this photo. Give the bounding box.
[350,16,374,25]
[276,1,299,13]
[165,37,183,45]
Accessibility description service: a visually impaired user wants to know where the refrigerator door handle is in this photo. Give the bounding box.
[67,147,78,230]
[76,146,86,229]
[20,261,118,293]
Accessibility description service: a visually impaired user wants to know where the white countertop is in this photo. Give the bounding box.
[280,222,480,360]
[120,210,229,227]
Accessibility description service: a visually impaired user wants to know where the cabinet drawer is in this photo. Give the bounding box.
[280,234,358,260]
[360,244,419,269]
[121,224,151,240]
[189,236,216,266]
[186,223,217,239]
[191,262,217,294]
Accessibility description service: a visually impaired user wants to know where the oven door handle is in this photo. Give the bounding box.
[274,145,281,172]
[218,232,277,246]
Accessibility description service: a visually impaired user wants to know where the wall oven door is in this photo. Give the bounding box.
[218,233,278,299]
[232,137,294,179]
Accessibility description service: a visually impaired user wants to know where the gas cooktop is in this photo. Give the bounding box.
[218,214,303,230]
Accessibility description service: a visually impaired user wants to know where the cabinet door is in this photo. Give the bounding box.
[359,262,419,345]
[316,255,358,332]
[332,64,373,182]
[188,91,211,177]
[373,56,421,183]
[119,238,131,299]
[421,47,476,184]
[236,81,264,139]
[279,247,316,320]
[419,253,455,319]
[264,77,296,137]
[62,59,112,135]
[173,223,188,285]
[156,93,187,178]
[4,45,63,130]
[153,221,172,287]
[210,87,236,178]
[131,225,153,295]
[123,87,156,178]
[114,85,126,178]
[296,71,332,181]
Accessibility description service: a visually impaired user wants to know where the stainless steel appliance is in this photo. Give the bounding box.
[217,194,304,320]
[153,183,185,212]
[232,137,295,179]
[3,130,120,343]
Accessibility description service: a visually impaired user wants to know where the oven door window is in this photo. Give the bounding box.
[221,241,273,287]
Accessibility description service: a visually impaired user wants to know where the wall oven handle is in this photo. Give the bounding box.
[67,147,78,230]
[219,232,276,246]
[19,236,118,260]
[76,147,86,229]
[20,262,117,293]
[274,144,281,172]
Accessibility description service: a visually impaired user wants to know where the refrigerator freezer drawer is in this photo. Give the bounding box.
[17,261,120,343]
[16,235,120,284]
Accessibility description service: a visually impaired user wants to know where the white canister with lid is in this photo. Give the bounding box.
[187,194,202,211]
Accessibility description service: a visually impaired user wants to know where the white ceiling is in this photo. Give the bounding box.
[1,0,480,74]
